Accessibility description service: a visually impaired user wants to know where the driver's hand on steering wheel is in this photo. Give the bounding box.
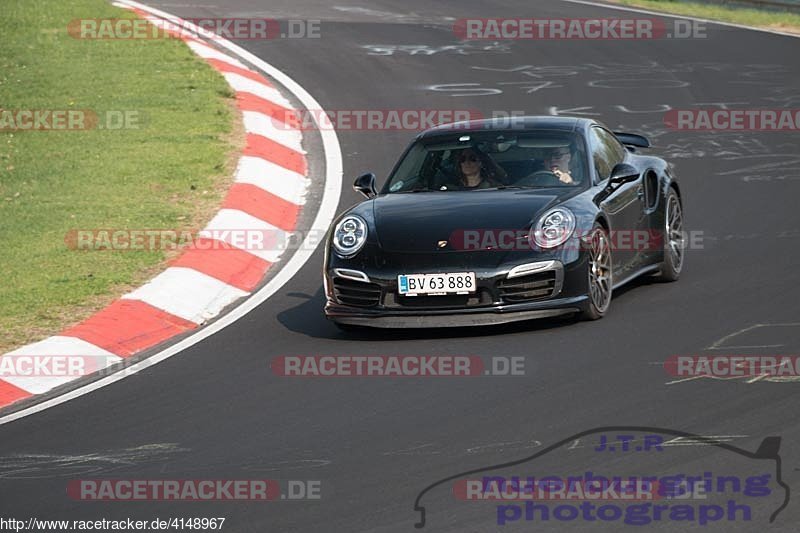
[552,167,574,184]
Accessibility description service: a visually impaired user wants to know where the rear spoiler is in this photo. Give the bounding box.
[613,132,651,149]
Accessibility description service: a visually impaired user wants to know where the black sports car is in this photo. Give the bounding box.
[323,116,684,328]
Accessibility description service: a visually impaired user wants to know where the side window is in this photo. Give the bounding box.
[590,127,626,182]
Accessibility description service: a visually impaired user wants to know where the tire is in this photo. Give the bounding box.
[581,224,613,321]
[658,188,684,282]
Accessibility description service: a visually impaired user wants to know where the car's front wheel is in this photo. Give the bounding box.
[581,224,613,320]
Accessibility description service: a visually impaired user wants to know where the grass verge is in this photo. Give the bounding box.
[0,0,239,352]
[608,0,800,33]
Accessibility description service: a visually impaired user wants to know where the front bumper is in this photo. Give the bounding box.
[324,253,590,328]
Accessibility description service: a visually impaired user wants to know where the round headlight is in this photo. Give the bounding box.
[332,215,368,257]
[531,207,576,249]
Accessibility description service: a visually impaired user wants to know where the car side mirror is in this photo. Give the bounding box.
[353,172,377,199]
[608,163,639,186]
[593,163,639,205]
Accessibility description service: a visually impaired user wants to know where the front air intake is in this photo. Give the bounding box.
[332,277,381,307]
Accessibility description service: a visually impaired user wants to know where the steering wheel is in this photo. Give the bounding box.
[515,169,561,187]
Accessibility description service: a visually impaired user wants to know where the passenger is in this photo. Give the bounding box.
[453,148,506,189]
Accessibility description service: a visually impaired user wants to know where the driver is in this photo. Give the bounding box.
[544,144,576,184]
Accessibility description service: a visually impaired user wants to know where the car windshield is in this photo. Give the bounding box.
[383,131,588,193]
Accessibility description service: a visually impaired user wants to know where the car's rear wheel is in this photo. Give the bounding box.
[658,188,684,281]
[581,224,613,320]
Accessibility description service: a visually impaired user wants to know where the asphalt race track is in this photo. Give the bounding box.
[2,1,800,531]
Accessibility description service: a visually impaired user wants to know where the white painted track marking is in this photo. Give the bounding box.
[3,337,120,395]
[234,156,310,205]
[122,268,249,324]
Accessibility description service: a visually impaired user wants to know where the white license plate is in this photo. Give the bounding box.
[397,272,476,296]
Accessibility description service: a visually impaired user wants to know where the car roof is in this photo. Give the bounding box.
[418,115,590,140]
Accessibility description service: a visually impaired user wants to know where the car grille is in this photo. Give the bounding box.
[497,270,558,303]
[332,277,381,307]
[383,289,492,309]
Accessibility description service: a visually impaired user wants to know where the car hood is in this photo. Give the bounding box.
[371,189,563,253]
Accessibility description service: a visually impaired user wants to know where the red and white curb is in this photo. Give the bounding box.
[0,1,340,413]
